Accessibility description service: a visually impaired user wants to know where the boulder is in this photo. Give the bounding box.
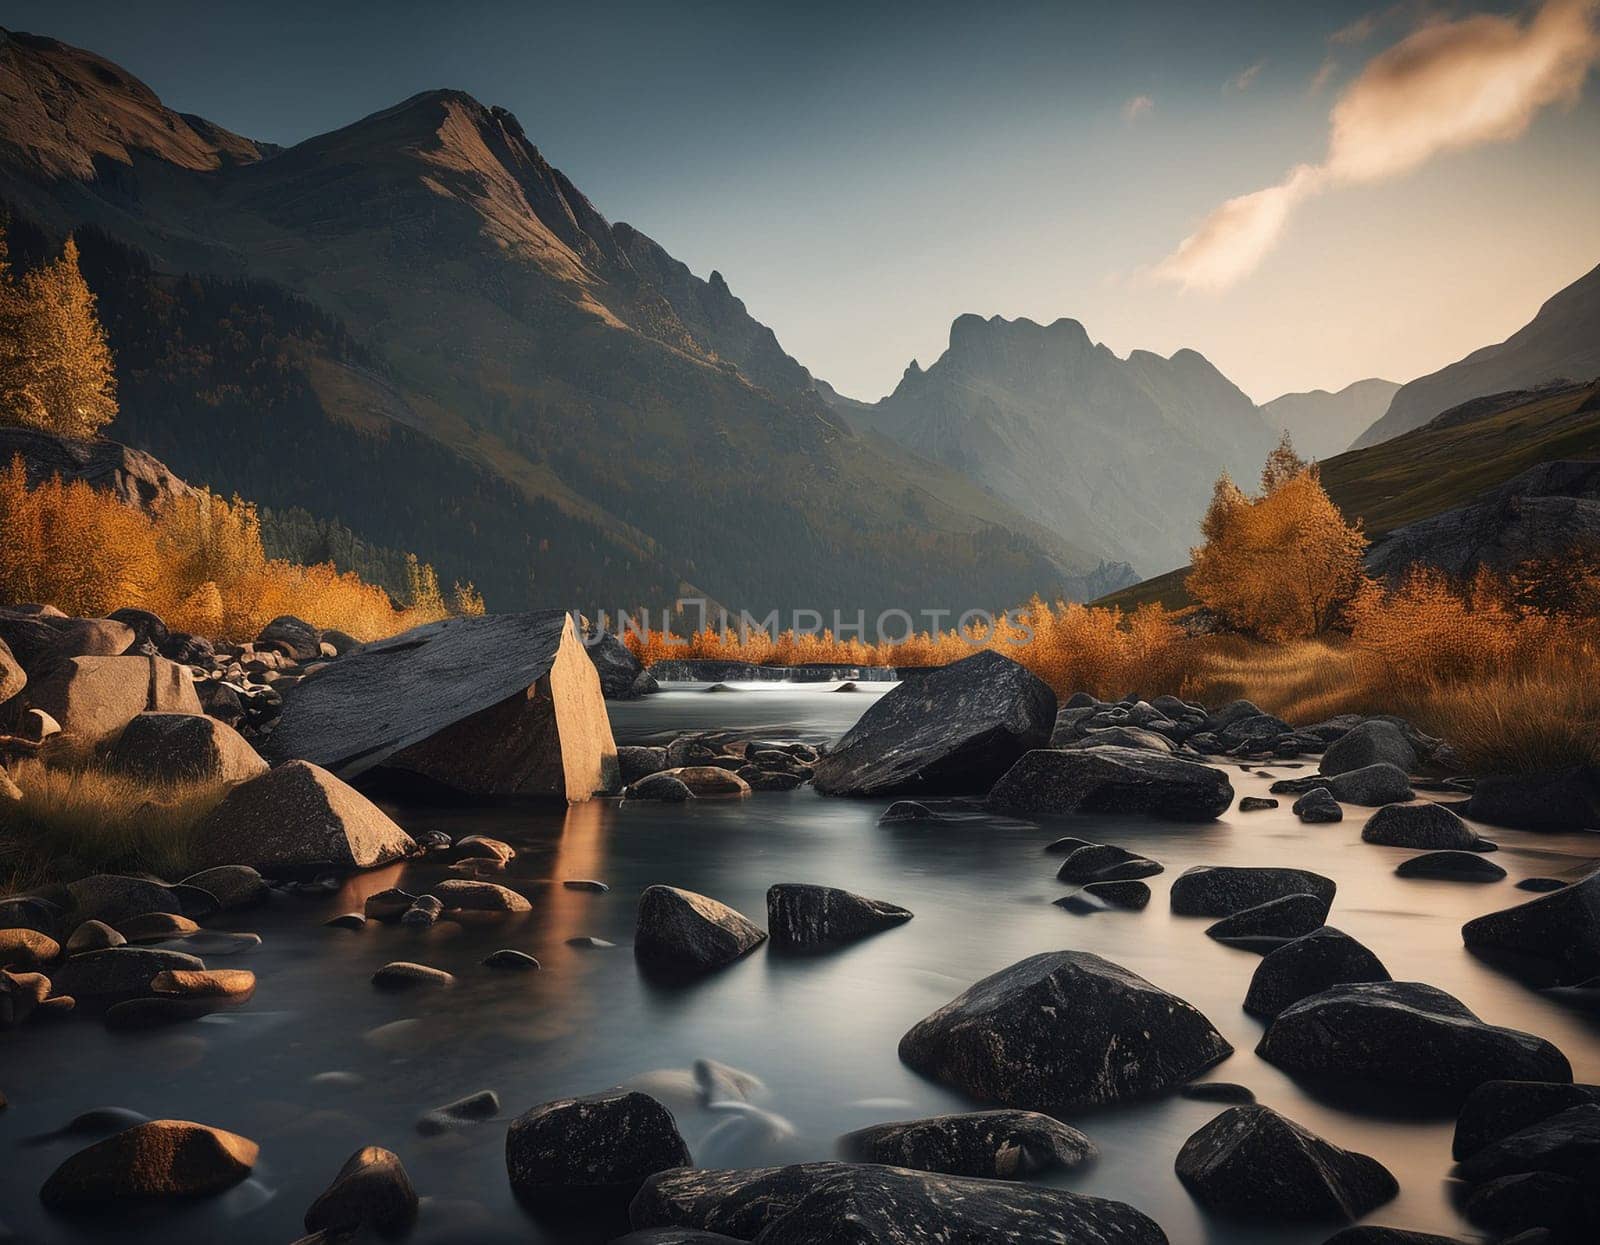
[1082,880,1152,909]
[187,760,416,873]
[262,612,618,801]
[26,655,201,745]
[0,635,23,703]
[1453,1080,1600,1161]
[255,615,321,661]
[838,1109,1095,1179]
[432,879,531,912]
[104,712,267,786]
[1321,721,1419,778]
[1258,981,1572,1107]
[0,927,59,968]
[65,920,124,953]
[1056,843,1163,883]
[1205,894,1330,945]
[1361,803,1490,851]
[630,1163,1166,1245]
[1175,1105,1396,1222]
[585,628,647,698]
[1466,766,1600,831]
[627,773,695,802]
[151,969,255,1000]
[988,747,1233,821]
[417,1090,501,1135]
[1272,764,1413,806]
[1170,866,1337,917]
[765,884,912,949]
[1238,796,1279,811]
[178,865,268,910]
[1462,867,1600,986]
[506,1088,691,1208]
[645,766,750,797]
[635,886,766,975]
[0,609,134,679]
[1462,1170,1588,1238]
[1244,928,1391,1019]
[39,1119,258,1209]
[1292,788,1343,823]
[66,874,179,926]
[303,1146,419,1237]
[1060,725,1175,753]
[1396,851,1507,882]
[1457,1103,1600,1185]
[811,651,1055,796]
[897,950,1232,1112]
[1215,712,1295,751]
[49,947,205,1000]
[619,746,669,785]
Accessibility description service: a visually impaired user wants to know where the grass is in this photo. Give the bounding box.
[0,759,228,895]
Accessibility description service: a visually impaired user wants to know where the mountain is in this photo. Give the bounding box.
[0,28,1125,620]
[1261,378,1400,460]
[837,314,1278,576]
[1352,262,1600,450]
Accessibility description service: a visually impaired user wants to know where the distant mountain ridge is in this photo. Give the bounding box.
[1353,261,1600,449]
[1262,378,1401,460]
[0,27,1126,617]
[833,314,1279,575]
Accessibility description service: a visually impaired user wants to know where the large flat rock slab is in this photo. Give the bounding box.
[989,747,1234,821]
[262,612,617,800]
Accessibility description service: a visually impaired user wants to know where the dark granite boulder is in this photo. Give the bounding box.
[256,615,322,661]
[765,884,911,950]
[506,1089,690,1209]
[1082,880,1153,909]
[897,950,1232,1112]
[1170,866,1336,917]
[1258,981,1572,1107]
[1272,764,1414,806]
[1457,1103,1600,1185]
[838,1109,1095,1179]
[585,627,647,699]
[1244,928,1391,1019]
[1453,1080,1600,1160]
[1174,1105,1397,1221]
[1293,788,1343,823]
[1462,867,1600,986]
[1466,766,1600,832]
[1361,803,1491,851]
[303,1145,419,1237]
[1320,721,1419,778]
[812,651,1055,796]
[988,747,1233,821]
[1396,851,1506,882]
[1056,843,1163,883]
[635,886,766,975]
[1205,894,1330,945]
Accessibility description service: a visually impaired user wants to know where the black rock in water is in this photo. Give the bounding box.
[1239,796,1279,812]
[988,747,1234,821]
[1292,787,1343,823]
[1083,880,1152,909]
[811,651,1055,797]
[878,800,942,824]
[1457,1103,1600,1185]
[838,1109,1095,1179]
[1320,721,1419,777]
[897,950,1232,1112]
[506,1089,690,1209]
[303,1145,419,1237]
[1205,894,1330,944]
[1466,765,1600,831]
[1174,1105,1397,1221]
[1170,866,1337,917]
[1258,981,1572,1107]
[1462,867,1600,986]
[628,773,696,802]
[1517,877,1568,892]
[1056,843,1163,883]
[1273,764,1413,806]
[1244,928,1391,1019]
[1320,1229,1471,1245]
[1462,1169,1587,1238]
[1181,1082,1256,1104]
[765,884,912,949]
[1044,835,1096,855]
[1361,803,1491,851]
[1453,1080,1600,1160]
[635,886,766,976]
[619,746,669,785]
[1396,851,1507,882]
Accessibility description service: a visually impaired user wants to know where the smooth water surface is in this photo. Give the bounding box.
[2,681,1597,1244]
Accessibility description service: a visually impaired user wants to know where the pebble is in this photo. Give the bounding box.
[324,912,367,930]
[562,880,609,892]
[565,936,615,950]
[372,962,455,990]
[482,950,540,970]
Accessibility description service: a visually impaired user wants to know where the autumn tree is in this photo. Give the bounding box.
[0,226,119,437]
[1187,434,1367,640]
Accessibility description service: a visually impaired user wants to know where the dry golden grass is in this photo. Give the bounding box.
[0,757,228,892]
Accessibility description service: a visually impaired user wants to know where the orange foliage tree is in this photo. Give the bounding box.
[1187,434,1367,640]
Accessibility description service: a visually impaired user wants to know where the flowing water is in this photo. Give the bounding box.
[3,681,1598,1244]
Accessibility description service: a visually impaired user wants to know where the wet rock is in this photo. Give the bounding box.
[879,800,942,824]
[1457,1103,1600,1185]
[372,962,455,990]
[568,936,615,950]
[432,879,530,912]
[26,655,202,746]
[39,1119,258,1209]
[1056,843,1163,883]
[401,895,444,927]
[1462,867,1600,986]
[263,612,619,800]
[324,912,366,930]
[1463,1170,1587,1237]
[1,969,53,1028]
[65,920,124,954]
[1181,1082,1256,1104]
[897,950,1232,1112]
[1239,796,1279,812]
[1321,721,1419,778]
[1292,788,1343,823]
[1272,764,1413,807]
[188,760,416,873]
[812,651,1055,796]
[449,835,515,864]
[1044,835,1095,854]
[1174,1105,1397,1221]
[303,1145,418,1237]
[1060,725,1175,753]
[103,996,217,1030]
[1205,894,1330,945]
[627,774,696,802]
[765,884,911,949]
[1517,877,1568,893]
[1465,766,1600,832]
[563,879,609,893]
[364,888,417,922]
[1361,803,1491,851]
[1258,981,1572,1107]
[1396,851,1507,881]
[838,1109,1095,1179]
[1083,880,1152,910]
[116,912,198,943]
[635,886,766,975]
[619,746,670,785]
[150,969,254,1000]
[645,766,750,797]
[506,1088,691,1209]
[1170,866,1337,917]
[104,712,267,786]
[418,1090,500,1135]
[66,874,178,926]
[988,747,1234,822]
[483,949,541,970]
[1453,1080,1600,1160]
[49,947,204,1000]
[1244,928,1391,1019]
[0,927,59,969]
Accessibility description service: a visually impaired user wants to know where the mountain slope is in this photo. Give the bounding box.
[1262,378,1400,460]
[847,314,1278,576]
[0,28,1118,618]
[1353,262,1600,449]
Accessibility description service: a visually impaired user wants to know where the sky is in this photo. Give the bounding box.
[7,0,1599,403]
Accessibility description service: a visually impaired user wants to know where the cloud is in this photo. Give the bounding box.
[1230,60,1267,90]
[1153,0,1600,291]
[1331,13,1382,46]
[1309,57,1340,93]
[1122,94,1155,123]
